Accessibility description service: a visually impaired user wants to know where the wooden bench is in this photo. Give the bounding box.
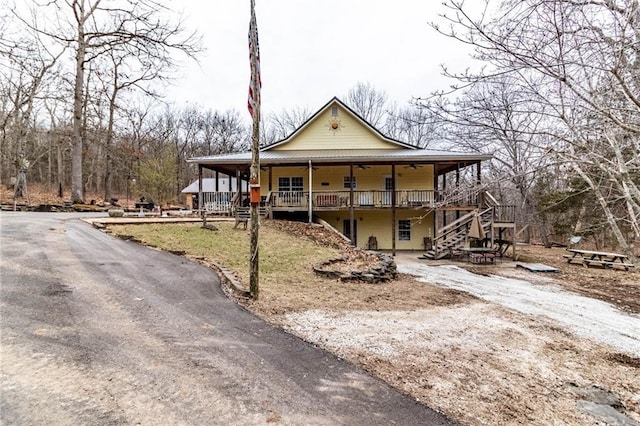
[234,207,250,229]
[564,250,635,271]
[469,253,495,264]
[483,253,496,264]
[135,201,154,211]
[582,259,614,268]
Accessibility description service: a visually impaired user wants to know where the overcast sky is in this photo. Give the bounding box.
[167,1,477,118]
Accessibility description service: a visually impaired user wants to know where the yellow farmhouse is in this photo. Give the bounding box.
[189,97,512,255]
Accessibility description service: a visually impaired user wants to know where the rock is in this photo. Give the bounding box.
[577,401,638,426]
[108,209,125,217]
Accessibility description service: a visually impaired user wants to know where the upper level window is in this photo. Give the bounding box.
[331,106,338,116]
[343,176,356,189]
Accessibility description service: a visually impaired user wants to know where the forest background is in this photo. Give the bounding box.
[1,0,638,258]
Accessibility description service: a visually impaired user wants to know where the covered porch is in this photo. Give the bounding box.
[189,149,492,253]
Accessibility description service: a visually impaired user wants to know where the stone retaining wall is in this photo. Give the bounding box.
[313,252,397,283]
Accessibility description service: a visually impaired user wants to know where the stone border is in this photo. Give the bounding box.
[191,256,250,298]
[313,252,397,283]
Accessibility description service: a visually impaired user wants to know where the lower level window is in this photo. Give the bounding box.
[399,220,411,241]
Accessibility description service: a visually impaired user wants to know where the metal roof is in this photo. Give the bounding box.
[189,149,492,165]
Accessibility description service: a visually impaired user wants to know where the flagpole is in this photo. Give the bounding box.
[248,0,260,299]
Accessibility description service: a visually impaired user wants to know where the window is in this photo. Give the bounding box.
[384,176,393,191]
[331,106,338,116]
[399,220,411,241]
[343,176,356,189]
[278,176,303,192]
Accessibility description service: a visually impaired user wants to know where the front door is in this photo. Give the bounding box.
[343,219,357,245]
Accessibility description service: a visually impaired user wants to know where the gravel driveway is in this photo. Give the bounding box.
[394,254,640,356]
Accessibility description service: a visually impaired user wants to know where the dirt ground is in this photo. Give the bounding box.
[509,245,640,315]
[231,221,640,426]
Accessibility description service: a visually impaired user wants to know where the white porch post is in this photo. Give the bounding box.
[198,165,203,212]
[391,164,396,256]
[308,160,313,224]
[349,164,355,246]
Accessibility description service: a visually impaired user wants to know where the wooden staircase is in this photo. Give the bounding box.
[423,207,494,259]
[421,190,517,260]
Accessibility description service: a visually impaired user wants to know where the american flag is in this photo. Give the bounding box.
[248,0,261,118]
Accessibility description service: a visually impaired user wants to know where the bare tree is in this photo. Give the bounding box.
[419,75,549,211]
[265,106,312,142]
[92,41,176,202]
[432,0,640,256]
[343,82,389,128]
[17,0,202,203]
[385,103,440,148]
[0,19,64,187]
[198,109,248,156]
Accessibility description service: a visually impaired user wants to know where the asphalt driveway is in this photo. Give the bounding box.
[0,212,453,425]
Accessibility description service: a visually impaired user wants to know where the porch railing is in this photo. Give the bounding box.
[202,191,234,213]
[494,205,516,223]
[199,188,484,211]
[269,189,478,209]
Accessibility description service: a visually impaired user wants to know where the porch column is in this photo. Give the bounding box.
[391,164,396,256]
[236,169,242,205]
[442,172,447,228]
[433,165,438,245]
[477,161,483,207]
[456,164,460,220]
[308,160,313,224]
[215,170,219,192]
[228,172,232,191]
[349,164,355,246]
[198,165,203,216]
[268,166,272,191]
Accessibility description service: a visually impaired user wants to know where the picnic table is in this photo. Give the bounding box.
[563,248,635,271]
[460,247,498,264]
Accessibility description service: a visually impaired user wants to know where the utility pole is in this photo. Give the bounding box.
[248,0,261,299]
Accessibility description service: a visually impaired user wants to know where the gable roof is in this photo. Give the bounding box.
[187,96,493,176]
[262,96,416,151]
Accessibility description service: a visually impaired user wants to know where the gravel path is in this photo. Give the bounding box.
[396,258,640,356]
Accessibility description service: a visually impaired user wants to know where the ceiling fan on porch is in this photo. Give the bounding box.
[404,163,424,169]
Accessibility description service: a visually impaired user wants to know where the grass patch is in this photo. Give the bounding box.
[108,221,341,298]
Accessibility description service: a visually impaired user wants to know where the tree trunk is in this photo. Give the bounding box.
[71,21,86,203]
[57,137,64,198]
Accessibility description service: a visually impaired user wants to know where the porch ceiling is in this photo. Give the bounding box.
[191,149,491,177]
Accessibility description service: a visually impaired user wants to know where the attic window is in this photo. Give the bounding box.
[331,106,338,116]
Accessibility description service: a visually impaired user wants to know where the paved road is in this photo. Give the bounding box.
[0,212,454,425]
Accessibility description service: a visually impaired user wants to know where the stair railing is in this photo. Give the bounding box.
[432,206,494,258]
